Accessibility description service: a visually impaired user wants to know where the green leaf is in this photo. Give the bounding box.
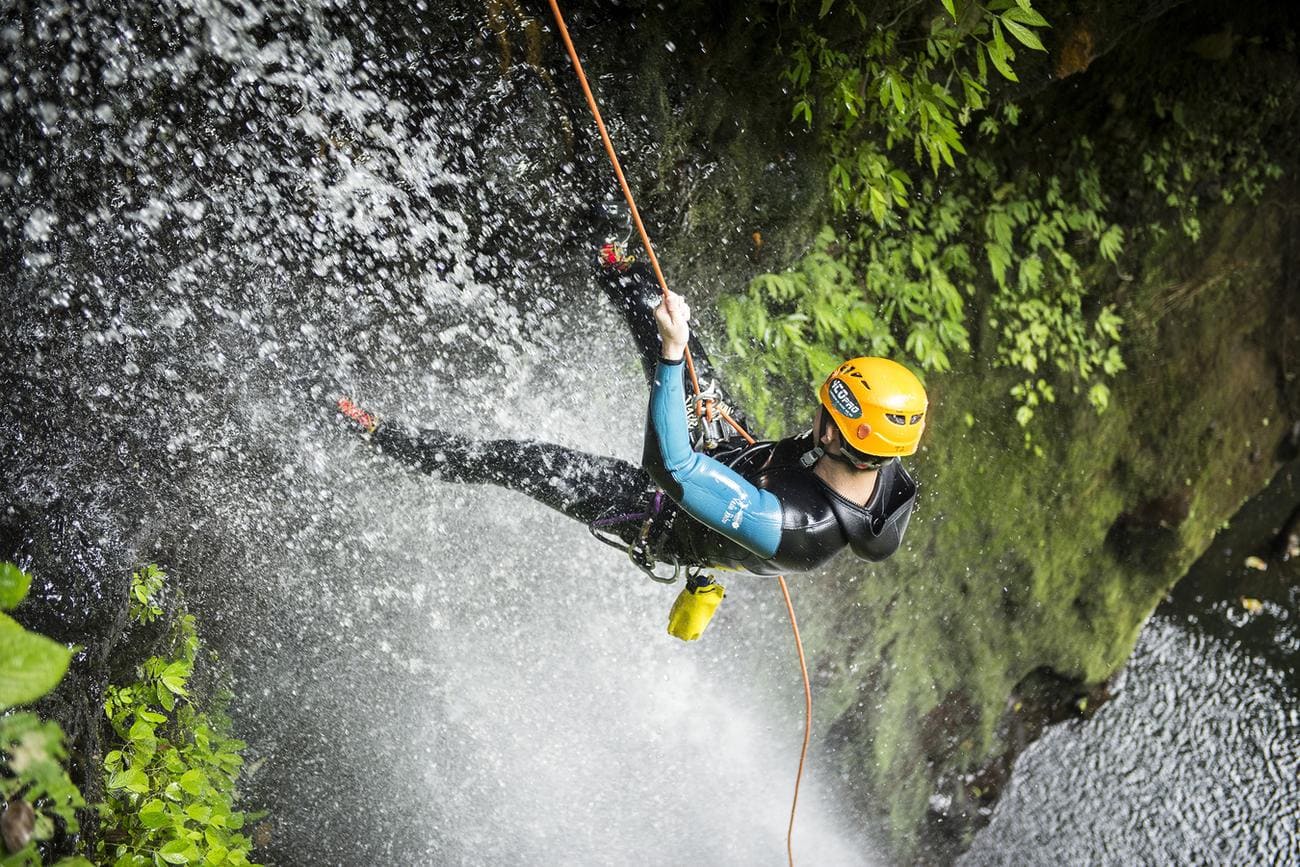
[0,562,32,610]
[1096,306,1123,341]
[985,242,1011,288]
[0,612,73,710]
[161,662,190,696]
[1102,345,1126,375]
[158,840,196,865]
[1088,382,1111,412]
[890,77,906,114]
[1018,255,1043,291]
[1098,225,1124,262]
[108,766,150,794]
[792,99,813,127]
[1001,16,1045,51]
[185,803,212,824]
[139,798,169,830]
[987,25,1019,81]
[940,0,957,20]
[129,718,156,743]
[179,768,206,796]
[1004,4,1048,26]
[819,0,835,18]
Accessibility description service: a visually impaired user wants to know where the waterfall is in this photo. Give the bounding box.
[2,0,875,861]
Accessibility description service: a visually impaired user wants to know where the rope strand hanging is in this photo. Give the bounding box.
[544,3,813,864]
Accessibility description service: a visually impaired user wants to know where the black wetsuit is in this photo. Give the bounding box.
[371,262,918,575]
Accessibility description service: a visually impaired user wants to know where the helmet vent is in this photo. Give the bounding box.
[910,414,924,424]
[885,413,907,425]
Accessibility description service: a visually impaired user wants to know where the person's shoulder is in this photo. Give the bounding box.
[876,458,918,510]
[769,430,815,464]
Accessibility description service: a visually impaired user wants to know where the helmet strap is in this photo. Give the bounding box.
[799,445,824,468]
[800,408,836,468]
[809,409,887,470]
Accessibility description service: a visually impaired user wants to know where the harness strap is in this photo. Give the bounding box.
[588,490,681,584]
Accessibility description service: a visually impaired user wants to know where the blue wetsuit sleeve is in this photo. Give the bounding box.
[650,359,783,559]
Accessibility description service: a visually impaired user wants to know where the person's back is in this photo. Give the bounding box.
[658,431,917,576]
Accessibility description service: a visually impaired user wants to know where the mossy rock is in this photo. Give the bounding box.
[799,186,1298,857]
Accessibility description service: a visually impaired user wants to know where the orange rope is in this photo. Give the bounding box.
[778,575,813,865]
[544,5,813,863]
[720,413,813,866]
[544,0,706,399]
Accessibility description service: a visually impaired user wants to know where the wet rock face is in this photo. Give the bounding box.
[0,0,830,861]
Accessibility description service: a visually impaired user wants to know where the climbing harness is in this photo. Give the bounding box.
[685,378,741,453]
[586,382,738,585]
[599,241,636,272]
[588,490,682,584]
[544,3,813,864]
[586,387,739,584]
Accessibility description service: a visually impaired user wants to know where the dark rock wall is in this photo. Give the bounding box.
[572,0,1300,858]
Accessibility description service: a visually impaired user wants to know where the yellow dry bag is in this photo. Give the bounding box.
[666,576,725,641]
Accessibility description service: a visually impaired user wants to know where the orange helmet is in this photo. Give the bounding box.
[818,357,928,457]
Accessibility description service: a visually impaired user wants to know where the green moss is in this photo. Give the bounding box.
[797,191,1295,856]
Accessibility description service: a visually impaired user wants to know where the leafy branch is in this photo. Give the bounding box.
[0,561,88,866]
[97,567,262,867]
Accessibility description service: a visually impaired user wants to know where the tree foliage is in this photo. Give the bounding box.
[0,562,87,867]
[786,0,1049,224]
[727,0,1081,434]
[98,567,262,867]
[722,1,1290,437]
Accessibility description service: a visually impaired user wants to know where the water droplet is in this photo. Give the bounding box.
[23,207,57,241]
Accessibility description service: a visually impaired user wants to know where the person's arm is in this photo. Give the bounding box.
[649,293,782,558]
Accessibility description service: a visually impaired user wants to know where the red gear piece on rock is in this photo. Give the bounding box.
[337,397,377,433]
[599,242,635,272]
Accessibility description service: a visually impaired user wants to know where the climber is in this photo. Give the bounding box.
[336,244,927,636]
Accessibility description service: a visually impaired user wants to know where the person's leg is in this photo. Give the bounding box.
[598,258,753,454]
[370,423,650,527]
[598,261,732,390]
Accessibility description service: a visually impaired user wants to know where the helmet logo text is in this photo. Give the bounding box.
[827,378,862,418]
